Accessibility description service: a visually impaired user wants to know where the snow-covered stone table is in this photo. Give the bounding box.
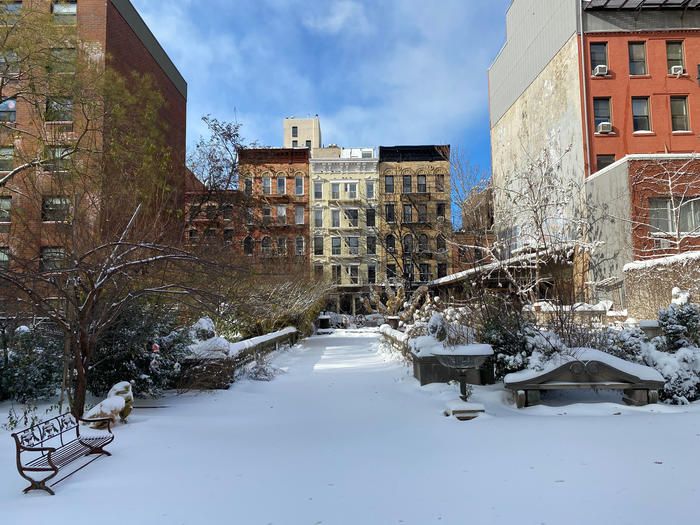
[409,336,495,387]
[504,349,665,408]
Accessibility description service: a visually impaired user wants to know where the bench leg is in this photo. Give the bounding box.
[22,479,56,496]
[516,390,527,409]
[623,389,648,406]
[648,390,659,404]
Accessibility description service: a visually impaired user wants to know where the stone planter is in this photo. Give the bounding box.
[386,316,400,330]
[412,354,494,386]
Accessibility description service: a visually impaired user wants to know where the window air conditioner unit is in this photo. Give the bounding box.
[654,238,671,250]
[670,65,684,76]
[593,64,608,77]
[597,122,613,134]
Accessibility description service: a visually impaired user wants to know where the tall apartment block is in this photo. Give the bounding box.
[489,0,700,302]
[0,0,187,284]
[310,147,378,314]
[378,146,452,286]
[283,116,322,149]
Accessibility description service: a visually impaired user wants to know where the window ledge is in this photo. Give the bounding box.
[591,75,611,80]
[594,132,617,137]
[633,131,656,136]
[629,74,651,79]
[672,131,693,135]
[667,73,689,78]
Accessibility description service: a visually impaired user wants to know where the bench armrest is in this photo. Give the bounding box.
[78,417,113,433]
[17,444,57,454]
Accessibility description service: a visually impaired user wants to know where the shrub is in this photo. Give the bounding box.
[0,325,63,404]
[641,345,700,404]
[658,303,700,351]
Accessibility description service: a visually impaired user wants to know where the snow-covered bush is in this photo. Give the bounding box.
[641,345,700,404]
[88,302,192,398]
[597,326,646,363]
[245,352,283,382]
[658,303,700,351]
[0,325,63,403]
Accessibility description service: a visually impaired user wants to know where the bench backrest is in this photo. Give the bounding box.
[12,413,78,449]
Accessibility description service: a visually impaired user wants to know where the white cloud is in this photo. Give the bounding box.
[302,0,371,36]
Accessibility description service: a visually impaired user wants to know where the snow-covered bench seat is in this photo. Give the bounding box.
[504,349,665,408]
[11,412,114,495]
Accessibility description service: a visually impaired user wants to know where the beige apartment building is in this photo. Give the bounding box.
[283,116,322,149]
[378,146,452,285]
[310,147,379,314]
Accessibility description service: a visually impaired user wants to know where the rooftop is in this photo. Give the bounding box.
[584,0,700,9]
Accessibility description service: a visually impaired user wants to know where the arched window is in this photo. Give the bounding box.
[386,234,395,253]
[295,236,305,256]
[403,234,414,254]
[261,236,272,256]
[436,234,446,252]
[418,234,429,252]
[243,236,254,255]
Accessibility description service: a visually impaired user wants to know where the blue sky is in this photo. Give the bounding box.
[131,0,511,173]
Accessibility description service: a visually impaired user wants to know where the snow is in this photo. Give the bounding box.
[505,348,665,384]
[672,287,691,305]
[3,330,700,524]
[187,327,297,359]
[409,335,493,357]
[623,250,700,272]
[379,323,408,343]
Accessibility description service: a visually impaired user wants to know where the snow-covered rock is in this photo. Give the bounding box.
[107,381,134,421]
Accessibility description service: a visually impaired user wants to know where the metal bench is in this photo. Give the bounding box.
[504,351,665,409]
[11,412,114,495]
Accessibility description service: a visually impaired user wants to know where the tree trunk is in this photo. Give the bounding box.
[71,334,90,418]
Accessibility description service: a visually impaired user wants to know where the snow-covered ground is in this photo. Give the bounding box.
[2,329,699,524]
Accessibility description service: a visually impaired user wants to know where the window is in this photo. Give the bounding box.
[362,150,372,159]
[437,263,447,279]
[366,181,375,199]
[403,260,414,282]
[46,97,72,122]
[347,183,357,199]
[366,208,375,228]
[45,146,71,172]
[292,140,298,147]
[417,204,427,223]
[221,204,233,220]
[0,51,19,77]
[650,197,700,234]
[305,140,311,148]
[244,179,252,195]
[387,264,397,279]
[262,176,271,195]
[347,237,359,255]
[295,176,304,195]
[436,174,445,192]
[632,97,651,132]
[332,237,341,255]
[40,247,66,271]
[403,235,413,254]
[385,204,395,223]
[49,48,76,74]
[418,234,429,252]
[314,265,324,279]
[419,264,430,282]
[204,204,217,219]
[52,1,77,25]
[224,229,234,244]
[671,96,689,131]
[590,42,608,72]
[386,234,395,253]
[188,229,199,242]
[367,265,376,284]
[314,181,323,199]
[291,126,298,138]
[0,98,16,122]
[295,206,304,225]
[332,265,342,284]
[417,175,427,193]
[245,207,254,225]
[436,235,446,252]
[261,237,272,256]
[331,183,340,199]
[346,209,358,227]
[276,205,287,225]
[347,266,359,284]
[203,228,217,243]
[667,41,684,74]
[0,247,8,269]
[277,237,287,256]
[0,196,10,222]
[314,209,323,227]
[243,236,254,255]
[1,1,21,17]
[402,204,412,223]
[367,236,376,255]
[277,176,286,195]
[596,155,615,172]
[314,236,324,256]
[629,42,647,75]
[402,174,411,193]
[295,236,305,256]
[263,206,272,223]
[331,209,340,228]
[385,175,394,194]
[42,196,70,222]
[436,203,446,220]
[593,98,611,128]
[0,146,12,172]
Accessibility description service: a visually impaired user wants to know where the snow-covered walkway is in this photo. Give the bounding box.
[2,330,699,524]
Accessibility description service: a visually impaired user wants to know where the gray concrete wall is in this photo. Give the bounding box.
[489,0,579,127]
[585,159,633,294]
